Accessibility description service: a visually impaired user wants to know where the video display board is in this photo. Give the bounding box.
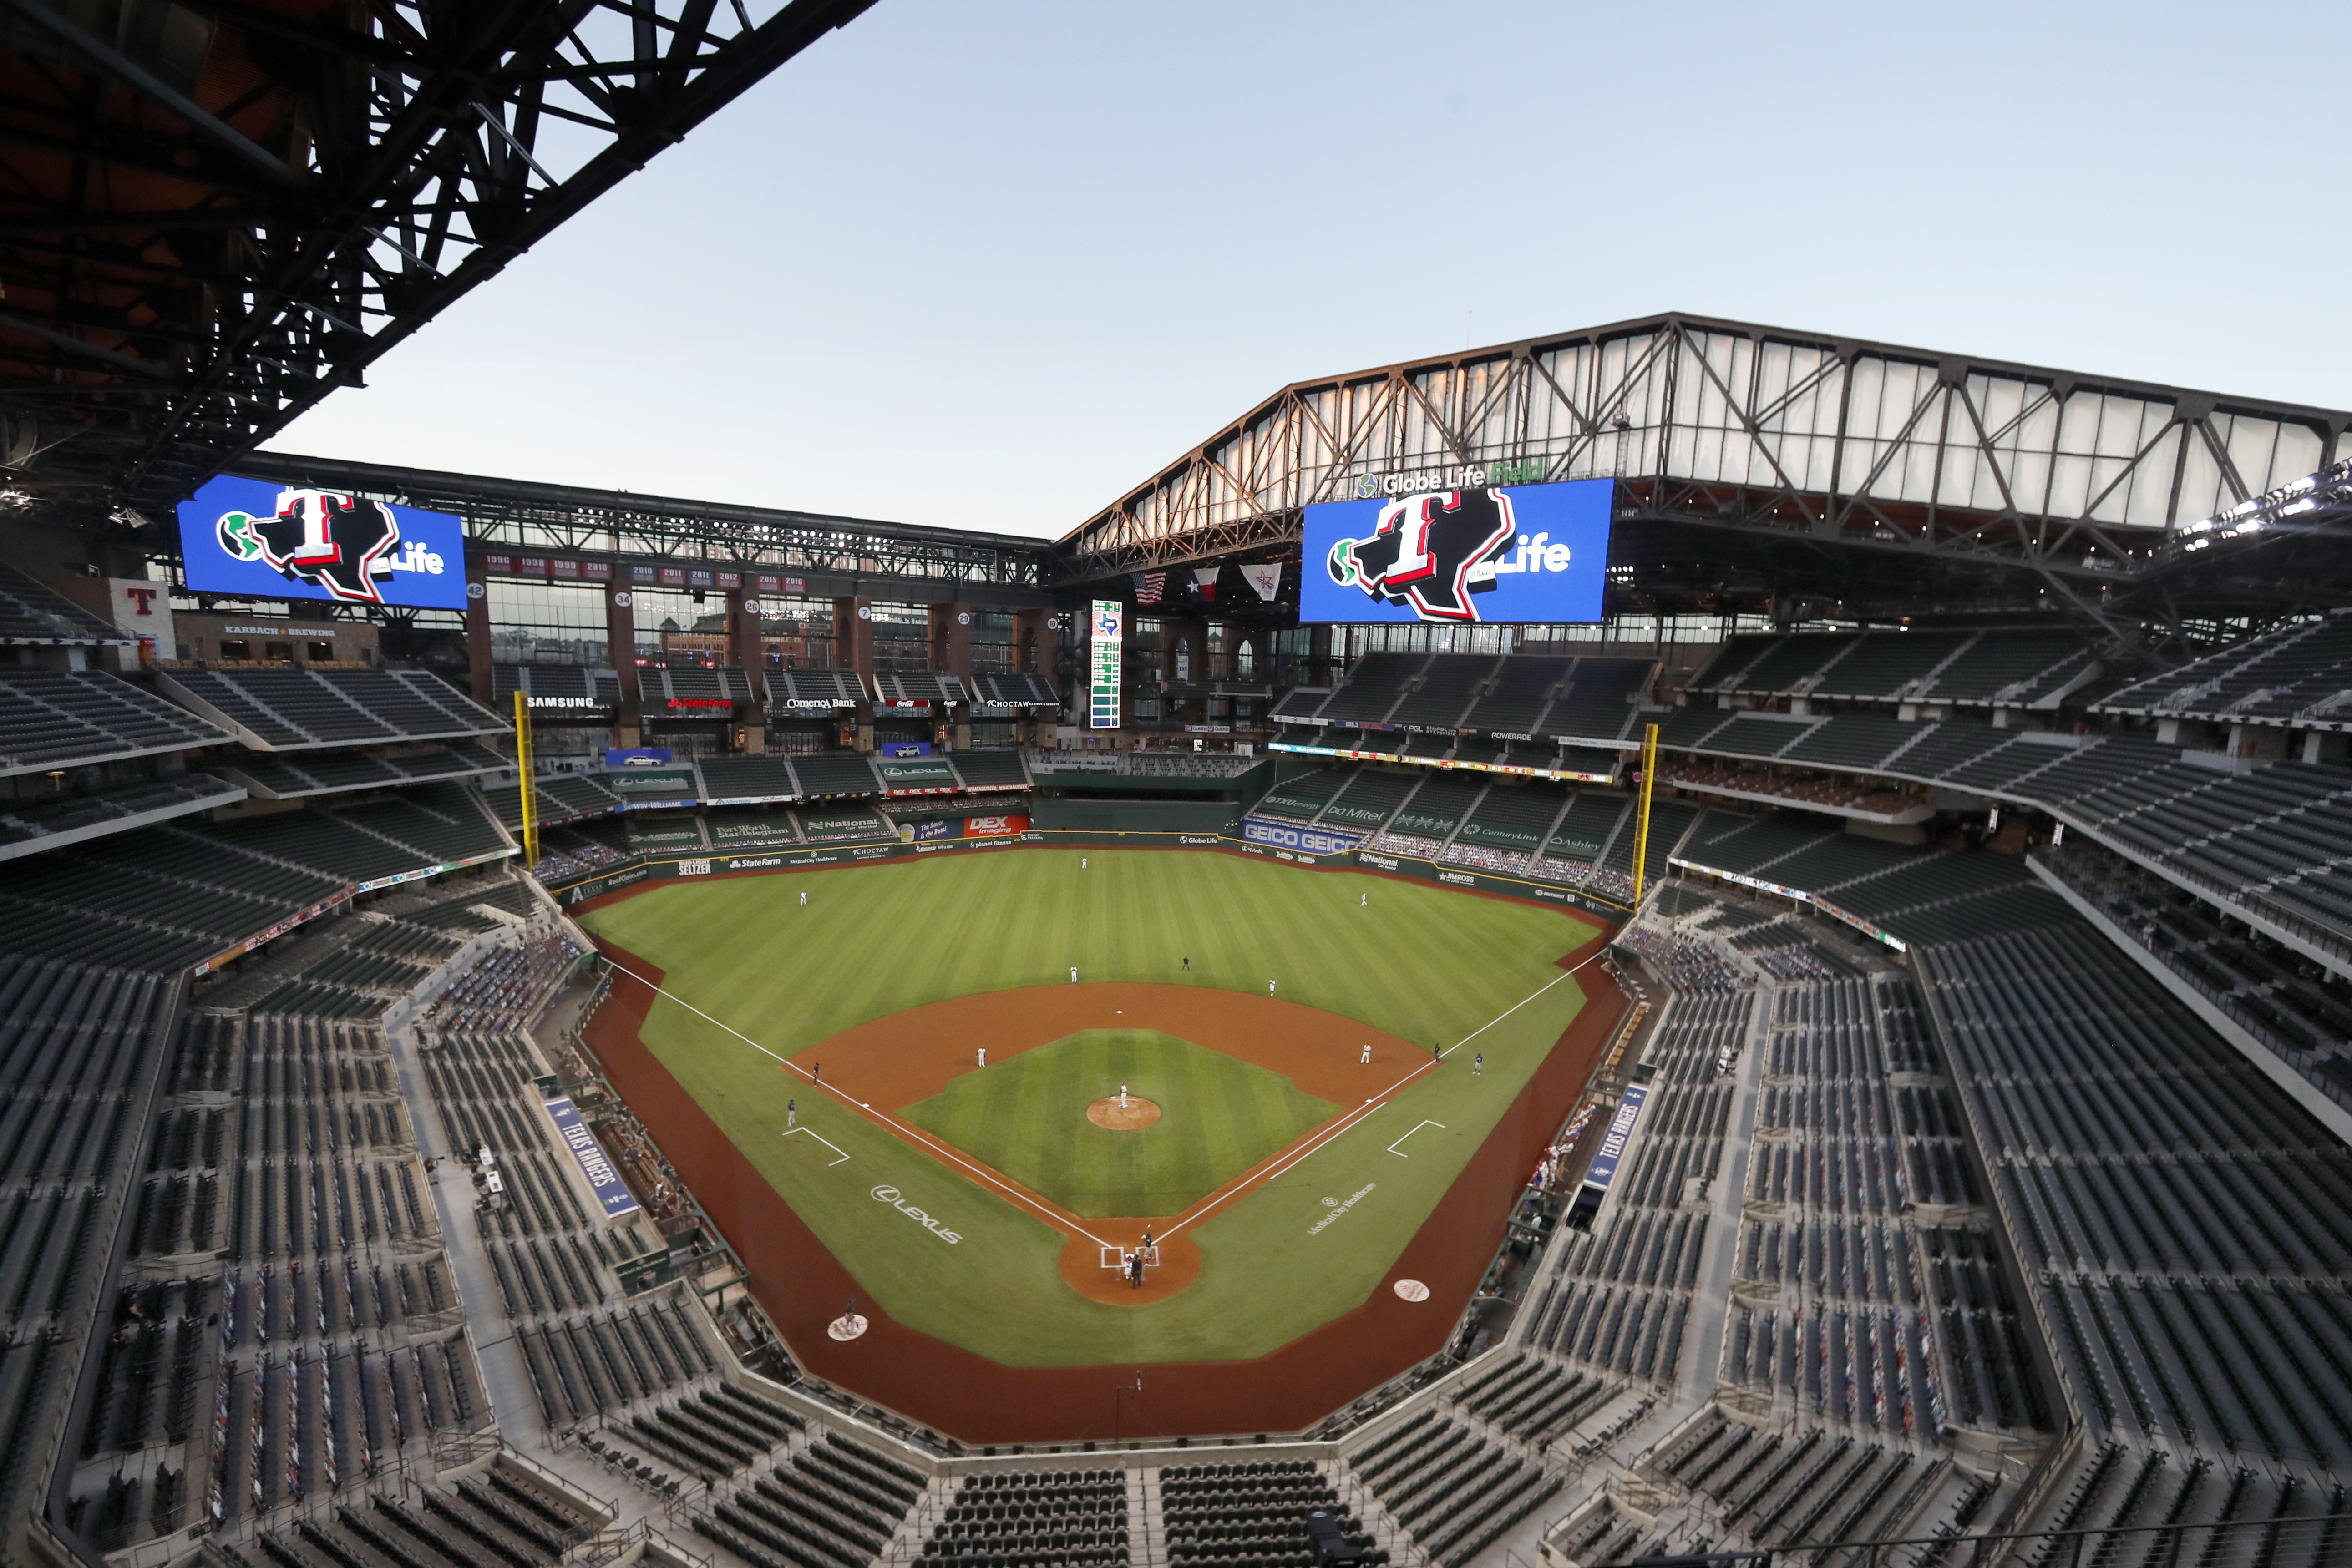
[1089,600,1123,728]
[177,473,469,610]
[1300,476,1611,624]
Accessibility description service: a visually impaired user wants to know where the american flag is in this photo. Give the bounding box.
[1134,570,1166,605]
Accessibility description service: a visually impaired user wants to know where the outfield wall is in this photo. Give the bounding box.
[546,830,1631,922]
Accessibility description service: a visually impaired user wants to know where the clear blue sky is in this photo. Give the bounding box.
[266,0,2351,538]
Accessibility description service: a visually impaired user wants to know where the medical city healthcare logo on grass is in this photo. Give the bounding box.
[871,1184,962,1244]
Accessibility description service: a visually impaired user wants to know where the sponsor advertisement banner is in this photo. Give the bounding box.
[1241,818,1362,856]
[1301,476,1612,625]
[194,890,352,973]
[1580,1083,1650,1192]
[965,813,1027,837]
[544,1096,641,1217]
[351,847,515,895]
[913,819,956,841]
[605,748,674,767]
[177,474,468,609]
[881,741,933,757]
[1267,736,1614,784]
[1669,856,1906,953]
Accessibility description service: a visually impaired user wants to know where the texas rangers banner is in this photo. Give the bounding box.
[543,1096,640,1217]
[1134,571,1167,605]
[1240,563,1282,601]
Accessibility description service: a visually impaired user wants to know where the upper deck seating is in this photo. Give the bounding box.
[2099,612,2352,727]
[1389,655,1496,729]
[0,774,243,853]
[970,671,1057,705]
[1544,658,1650,741]
[0,561,129,643]
[875,671,966,706]
[950,750,1028,788]
[694,756,799,800]
[770,668,862,707]
[1463,655,1576,735]
[164,668,505,748]
[1319,653,1424,723]
[0,669,230,774]
[790,752,880,797]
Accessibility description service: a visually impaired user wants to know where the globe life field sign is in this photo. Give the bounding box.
[1302,476,1612,625]
[177,473,470,610]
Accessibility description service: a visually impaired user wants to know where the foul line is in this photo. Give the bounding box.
[598,956,1115,1249]
[1159,946,1607,1242]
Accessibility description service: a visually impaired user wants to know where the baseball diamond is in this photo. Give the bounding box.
[573,848,1602,1386]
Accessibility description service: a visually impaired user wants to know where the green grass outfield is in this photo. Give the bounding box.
[901,1029,1339,1217]
[578,850,1598,1367]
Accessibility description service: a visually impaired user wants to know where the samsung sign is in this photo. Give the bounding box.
[177,474,469,610]
[1300,477,1611,625]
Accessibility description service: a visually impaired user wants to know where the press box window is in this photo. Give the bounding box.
[219,638,251,660]
[264,641,293,662]
[306,641,334,662]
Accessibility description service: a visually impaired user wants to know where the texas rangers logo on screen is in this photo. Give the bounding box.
[177,473,469,610]
[218,490,415,603]
[1301,476,1612,626]
[1324,488,1517,622]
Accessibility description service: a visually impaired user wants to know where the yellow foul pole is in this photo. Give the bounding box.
[512,690,539,870]
[1631,720,1658,905]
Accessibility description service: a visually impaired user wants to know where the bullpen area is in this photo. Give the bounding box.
[575,848,1619,1439]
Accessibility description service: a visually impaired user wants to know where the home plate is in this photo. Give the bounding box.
[1392,1280,1430,1303]
[828,1313,869,1341]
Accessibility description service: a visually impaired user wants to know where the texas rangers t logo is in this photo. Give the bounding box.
[1323,489,1517,622]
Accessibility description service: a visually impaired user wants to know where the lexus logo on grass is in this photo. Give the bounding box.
[870,1184,961,1243]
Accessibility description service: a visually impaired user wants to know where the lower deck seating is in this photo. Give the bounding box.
[922,1466,1127,1568]
[1345,1416,1552,1568]
[1163,1459,1378,1568]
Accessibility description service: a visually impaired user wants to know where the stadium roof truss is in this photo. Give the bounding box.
[238,451,1048,587]
[1056,312,2352,633]
[0,0,877,519]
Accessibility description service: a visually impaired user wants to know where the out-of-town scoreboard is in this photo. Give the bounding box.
[1089,600,1122,728]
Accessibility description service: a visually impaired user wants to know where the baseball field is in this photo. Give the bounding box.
[576,849,1601,1372]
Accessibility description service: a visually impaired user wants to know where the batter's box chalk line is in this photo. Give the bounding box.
[1099,1245,1163,1270]
[783,1127,851,1166]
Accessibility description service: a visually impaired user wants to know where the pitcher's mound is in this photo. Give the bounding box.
[1088,1096,1161,1130]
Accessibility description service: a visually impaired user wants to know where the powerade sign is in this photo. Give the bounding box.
[1300,477,1612,624]
[177,474,468,609]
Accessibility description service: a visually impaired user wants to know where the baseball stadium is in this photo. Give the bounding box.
[5,9,2352,1568]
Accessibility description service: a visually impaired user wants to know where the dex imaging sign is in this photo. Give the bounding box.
[1301,476,1611,625]
[177,474,469,610]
